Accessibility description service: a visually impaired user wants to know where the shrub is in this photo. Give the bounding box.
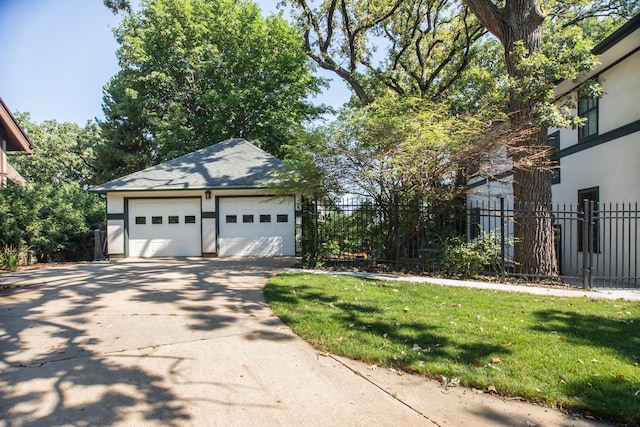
[0,182,105,262]
[442,232,503,276]
[1,246,23,271]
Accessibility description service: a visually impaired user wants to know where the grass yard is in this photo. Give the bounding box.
[265,273,640,424]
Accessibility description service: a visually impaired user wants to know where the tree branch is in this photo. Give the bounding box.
[463,0,504,42]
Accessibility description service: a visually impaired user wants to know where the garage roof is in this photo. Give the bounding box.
[92,138,284,192]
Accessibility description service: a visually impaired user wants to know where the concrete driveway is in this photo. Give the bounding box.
[1,258,607,426]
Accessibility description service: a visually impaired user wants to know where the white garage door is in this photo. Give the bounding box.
[218,197,295,256]
[128,198,201,257]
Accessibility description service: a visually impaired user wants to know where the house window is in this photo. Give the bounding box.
[260,214,271,223]
[578,187,599,253]
[548,131,560,185]
[469,207,481,240]
[225,215,237,224]
[277,214,288,223]
[135,216,146,225]
[152,216,163,225]
[185,215,196,224]
[243,215,254,223]
[578,97,598,141]
[168,215,179,224]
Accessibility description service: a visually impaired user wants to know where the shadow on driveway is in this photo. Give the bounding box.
[0,257,295,426]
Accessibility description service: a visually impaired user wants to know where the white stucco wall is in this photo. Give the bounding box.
[107,219,125,256]
[598,51,640,134]
[553,132,640,203]
[552,48,640,204]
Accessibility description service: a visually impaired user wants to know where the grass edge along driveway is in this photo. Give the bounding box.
[265,273,640,425]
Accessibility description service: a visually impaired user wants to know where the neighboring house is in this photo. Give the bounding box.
[0,97,34,186]
[469,14,640,205]
[91,138,297,258]
[551,13,640,206]
[467,15,640,283]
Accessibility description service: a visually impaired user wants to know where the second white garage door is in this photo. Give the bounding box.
[128,198,201,257]
[218,197,295,256]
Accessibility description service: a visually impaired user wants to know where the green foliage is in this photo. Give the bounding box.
[0,246,24,271]
[10,114,102,187]
[271,128,342,199]
[1,115,105,262]
[98,0,324,181]
[315,204,383,259]
[379,2,496,106]
[0,182,105,262]
[442,232,503,276]
[104,0,131,14]
[280,94,498,202]
[507,26,600,129]
[482,0,640,128]
[266,273,640,423]
[288,0,503,113]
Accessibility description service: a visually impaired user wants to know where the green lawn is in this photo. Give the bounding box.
[265,273,640,424]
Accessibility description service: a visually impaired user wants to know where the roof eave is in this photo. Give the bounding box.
[593,13,640,55]
[89,184,278,193]
[554,14,640,95]
[0,97,34,153]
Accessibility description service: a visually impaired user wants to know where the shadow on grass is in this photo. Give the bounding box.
[531,309,640,362]
[530,309,640,423]
[265,281,512,371]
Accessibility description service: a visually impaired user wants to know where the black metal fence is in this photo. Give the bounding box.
[300,197,639,289]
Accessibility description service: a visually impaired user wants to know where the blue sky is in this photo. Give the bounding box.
[0,0,349,125]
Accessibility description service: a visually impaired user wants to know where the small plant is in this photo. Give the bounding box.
[442,232,504,276]
[1,246,23,271]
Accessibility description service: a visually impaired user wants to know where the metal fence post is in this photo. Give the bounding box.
[500,197,506,282]
[588,200,595,290]
[394,195,400,264]
[301,196,307,261]
[582,199,592,290]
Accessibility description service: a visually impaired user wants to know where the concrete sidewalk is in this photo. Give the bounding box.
[290,268,640,301]
[1,259,611,426]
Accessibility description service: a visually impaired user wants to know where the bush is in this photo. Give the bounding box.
[442,232,503,276]
[0,182,105,262]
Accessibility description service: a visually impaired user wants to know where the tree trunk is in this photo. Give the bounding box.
[511,128,558,276]
[464,0,558,275]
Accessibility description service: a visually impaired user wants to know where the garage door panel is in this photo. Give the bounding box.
[218,197,294,256]
[219,237,286,257]
[128,198,201,257]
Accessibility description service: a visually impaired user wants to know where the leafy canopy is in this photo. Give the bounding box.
[98,0,324,181]
[288,0,502,112]
[10,114,102,187]
[2,116,105,262]
[277,94,497,201]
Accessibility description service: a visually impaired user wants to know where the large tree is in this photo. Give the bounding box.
[290,0,637,274]
[97,0,323,181]
[11,114,102,187]
[462,0,638,274]
[288,0,496,108]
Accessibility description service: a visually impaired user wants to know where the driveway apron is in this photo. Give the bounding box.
[1,258,606,426]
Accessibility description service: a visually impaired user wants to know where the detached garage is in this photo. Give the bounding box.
[91,139,297,258]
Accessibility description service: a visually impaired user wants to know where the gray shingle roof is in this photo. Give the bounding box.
[91,138,284,192]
